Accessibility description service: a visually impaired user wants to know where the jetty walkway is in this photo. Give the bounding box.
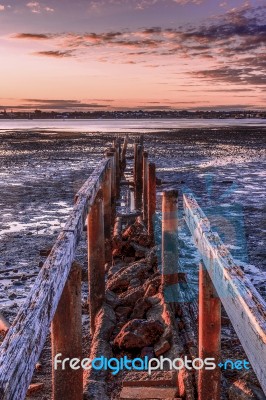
[0,136,265,400]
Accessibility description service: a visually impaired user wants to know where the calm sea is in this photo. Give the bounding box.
[0,118,265,133]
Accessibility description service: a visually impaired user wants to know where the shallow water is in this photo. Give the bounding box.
[0,118,265,133]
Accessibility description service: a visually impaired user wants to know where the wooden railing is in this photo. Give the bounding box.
[0,140,122,399]
[183,193,266,398]
[0,135,158,400]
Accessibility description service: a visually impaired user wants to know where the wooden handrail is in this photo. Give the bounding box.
[184,192,266,395]
[0,156,112,400]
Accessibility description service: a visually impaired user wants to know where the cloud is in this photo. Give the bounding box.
[191,66,266,86]
[44,7,54,12]
[26,1,39,7]
[26,2,54,14]
[0,4,4,11]
[1,99,109,111]
[10,3,266,89]
[173,0,203,4]
[12,33,52,40]
[32,50,74,58]
[26,1,41,13]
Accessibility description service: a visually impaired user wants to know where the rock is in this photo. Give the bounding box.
[145,283,158,297]
[120,286,145,306]
[38,261,44,268]
[107,262,127,278]
[122,220,147,240]
[83,380,109,400]
[8,293,16,300]
[144,275,161,297]
[129,278,142,289]
[131,298,152,319]
[124,257,136,263]
[27,383,44,395]
[143,274,161,291]
[147,293,162,306]
[146,246,158,268]
[140,346,155,359]
[107,261,150,292]
[115,306,132,321]
[154,338,171,357]
[94,303,116,341]
[146,301,165,325]
[113,319,164,350]
[105,289,121,308]
[228,379,258,400]
[135,250,146,259]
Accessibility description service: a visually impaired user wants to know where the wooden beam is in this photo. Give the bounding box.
[162,189,178,289]
[142,151,148,224]
[121,135,128,171]
[198,262,221,400]
[148,163,156,238]
[184,193,266,395]
[52,262,83,400]
[88,190,105,335]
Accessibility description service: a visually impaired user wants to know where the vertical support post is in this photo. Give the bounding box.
[51,262,82,400]
[161,189,178,290]
[134,142,138,191]
[148,162,156,238]
[130,187,135,211]
[88,190,105,335]
[114,139,120,197]
[102,161,112,262]
[106,148,116,220]
[142,151,148,224]
[198,261,221,400]
[135,145,143,210]
[121,135,128,171]
[102,158,112,239]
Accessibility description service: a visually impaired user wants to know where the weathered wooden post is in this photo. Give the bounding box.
[88,190,105,335]
[102,161,112,262]
[198,261,221,400]
[130,187,135,211]
[51,262,82,400]
[134,144,143,210]
[113,139,120,197]
[133,142,138,188]
[121,135,128,171]
[142,151,148,224]
[102,157,112,236]
[148,162,156,238]
[161,189,178,290]
[106,148,116,220]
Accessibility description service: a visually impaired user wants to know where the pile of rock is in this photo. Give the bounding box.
[106,218,174,358]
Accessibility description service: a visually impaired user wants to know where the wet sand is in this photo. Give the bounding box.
[0,126,265,398]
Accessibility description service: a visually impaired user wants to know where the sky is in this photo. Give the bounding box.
[0,0,265,111]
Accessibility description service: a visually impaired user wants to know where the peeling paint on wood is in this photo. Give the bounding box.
[184,193,266,395]
[0,157,111,400]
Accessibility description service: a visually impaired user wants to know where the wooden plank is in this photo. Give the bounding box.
[52,262,83,400]
[0,157,111,400]
[198,262,221,400]
[0,231,76,400]
[88,190,105,335]
[183,193,266,395]
[120,386,179,399]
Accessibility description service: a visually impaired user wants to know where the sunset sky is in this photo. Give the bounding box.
[0,0,265,111]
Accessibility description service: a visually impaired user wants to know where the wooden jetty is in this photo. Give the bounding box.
[0,136,265,400]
